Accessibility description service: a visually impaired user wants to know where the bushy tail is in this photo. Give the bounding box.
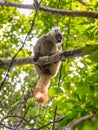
[33,76,51,104]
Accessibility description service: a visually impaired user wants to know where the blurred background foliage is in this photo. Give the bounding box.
[0,0,98,129]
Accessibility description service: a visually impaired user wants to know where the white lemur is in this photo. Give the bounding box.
[33,27,62,104]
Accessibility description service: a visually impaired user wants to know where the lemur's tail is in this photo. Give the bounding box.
[33,75,51,104]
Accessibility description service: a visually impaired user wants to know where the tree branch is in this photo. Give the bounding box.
[78,0,89,6]
[52,105,58,130]
[69,115,94,130]
[0,1,98,19]
[0,44,98,69]
[30,116,66,130]
[63,114,95,130]
[62,108,98,130]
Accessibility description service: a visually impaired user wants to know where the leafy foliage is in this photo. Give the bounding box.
[0,0,98,130]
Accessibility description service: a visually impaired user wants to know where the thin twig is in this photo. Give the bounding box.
[0,121,13,129]
[12,106,29,130]
[78,0,88,6]
[0,0,42,89]
[56,0,61,26]
[28,116,66,130]
[52,106,58,130]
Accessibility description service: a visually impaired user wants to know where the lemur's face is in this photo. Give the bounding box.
[55,33,63,43]
[51,27,63,44]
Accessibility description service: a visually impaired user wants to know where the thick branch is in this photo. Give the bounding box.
[62,108,98,130]
[62,114,95,130]
[0,1,98,19]
[0,44,98,69]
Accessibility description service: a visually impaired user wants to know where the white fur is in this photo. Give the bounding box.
[52,26,60,31]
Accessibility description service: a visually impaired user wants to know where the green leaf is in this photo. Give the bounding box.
[88,49,98,62]
[49,87,63,97]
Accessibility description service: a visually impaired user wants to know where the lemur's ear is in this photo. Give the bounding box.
[52,26,60,31]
